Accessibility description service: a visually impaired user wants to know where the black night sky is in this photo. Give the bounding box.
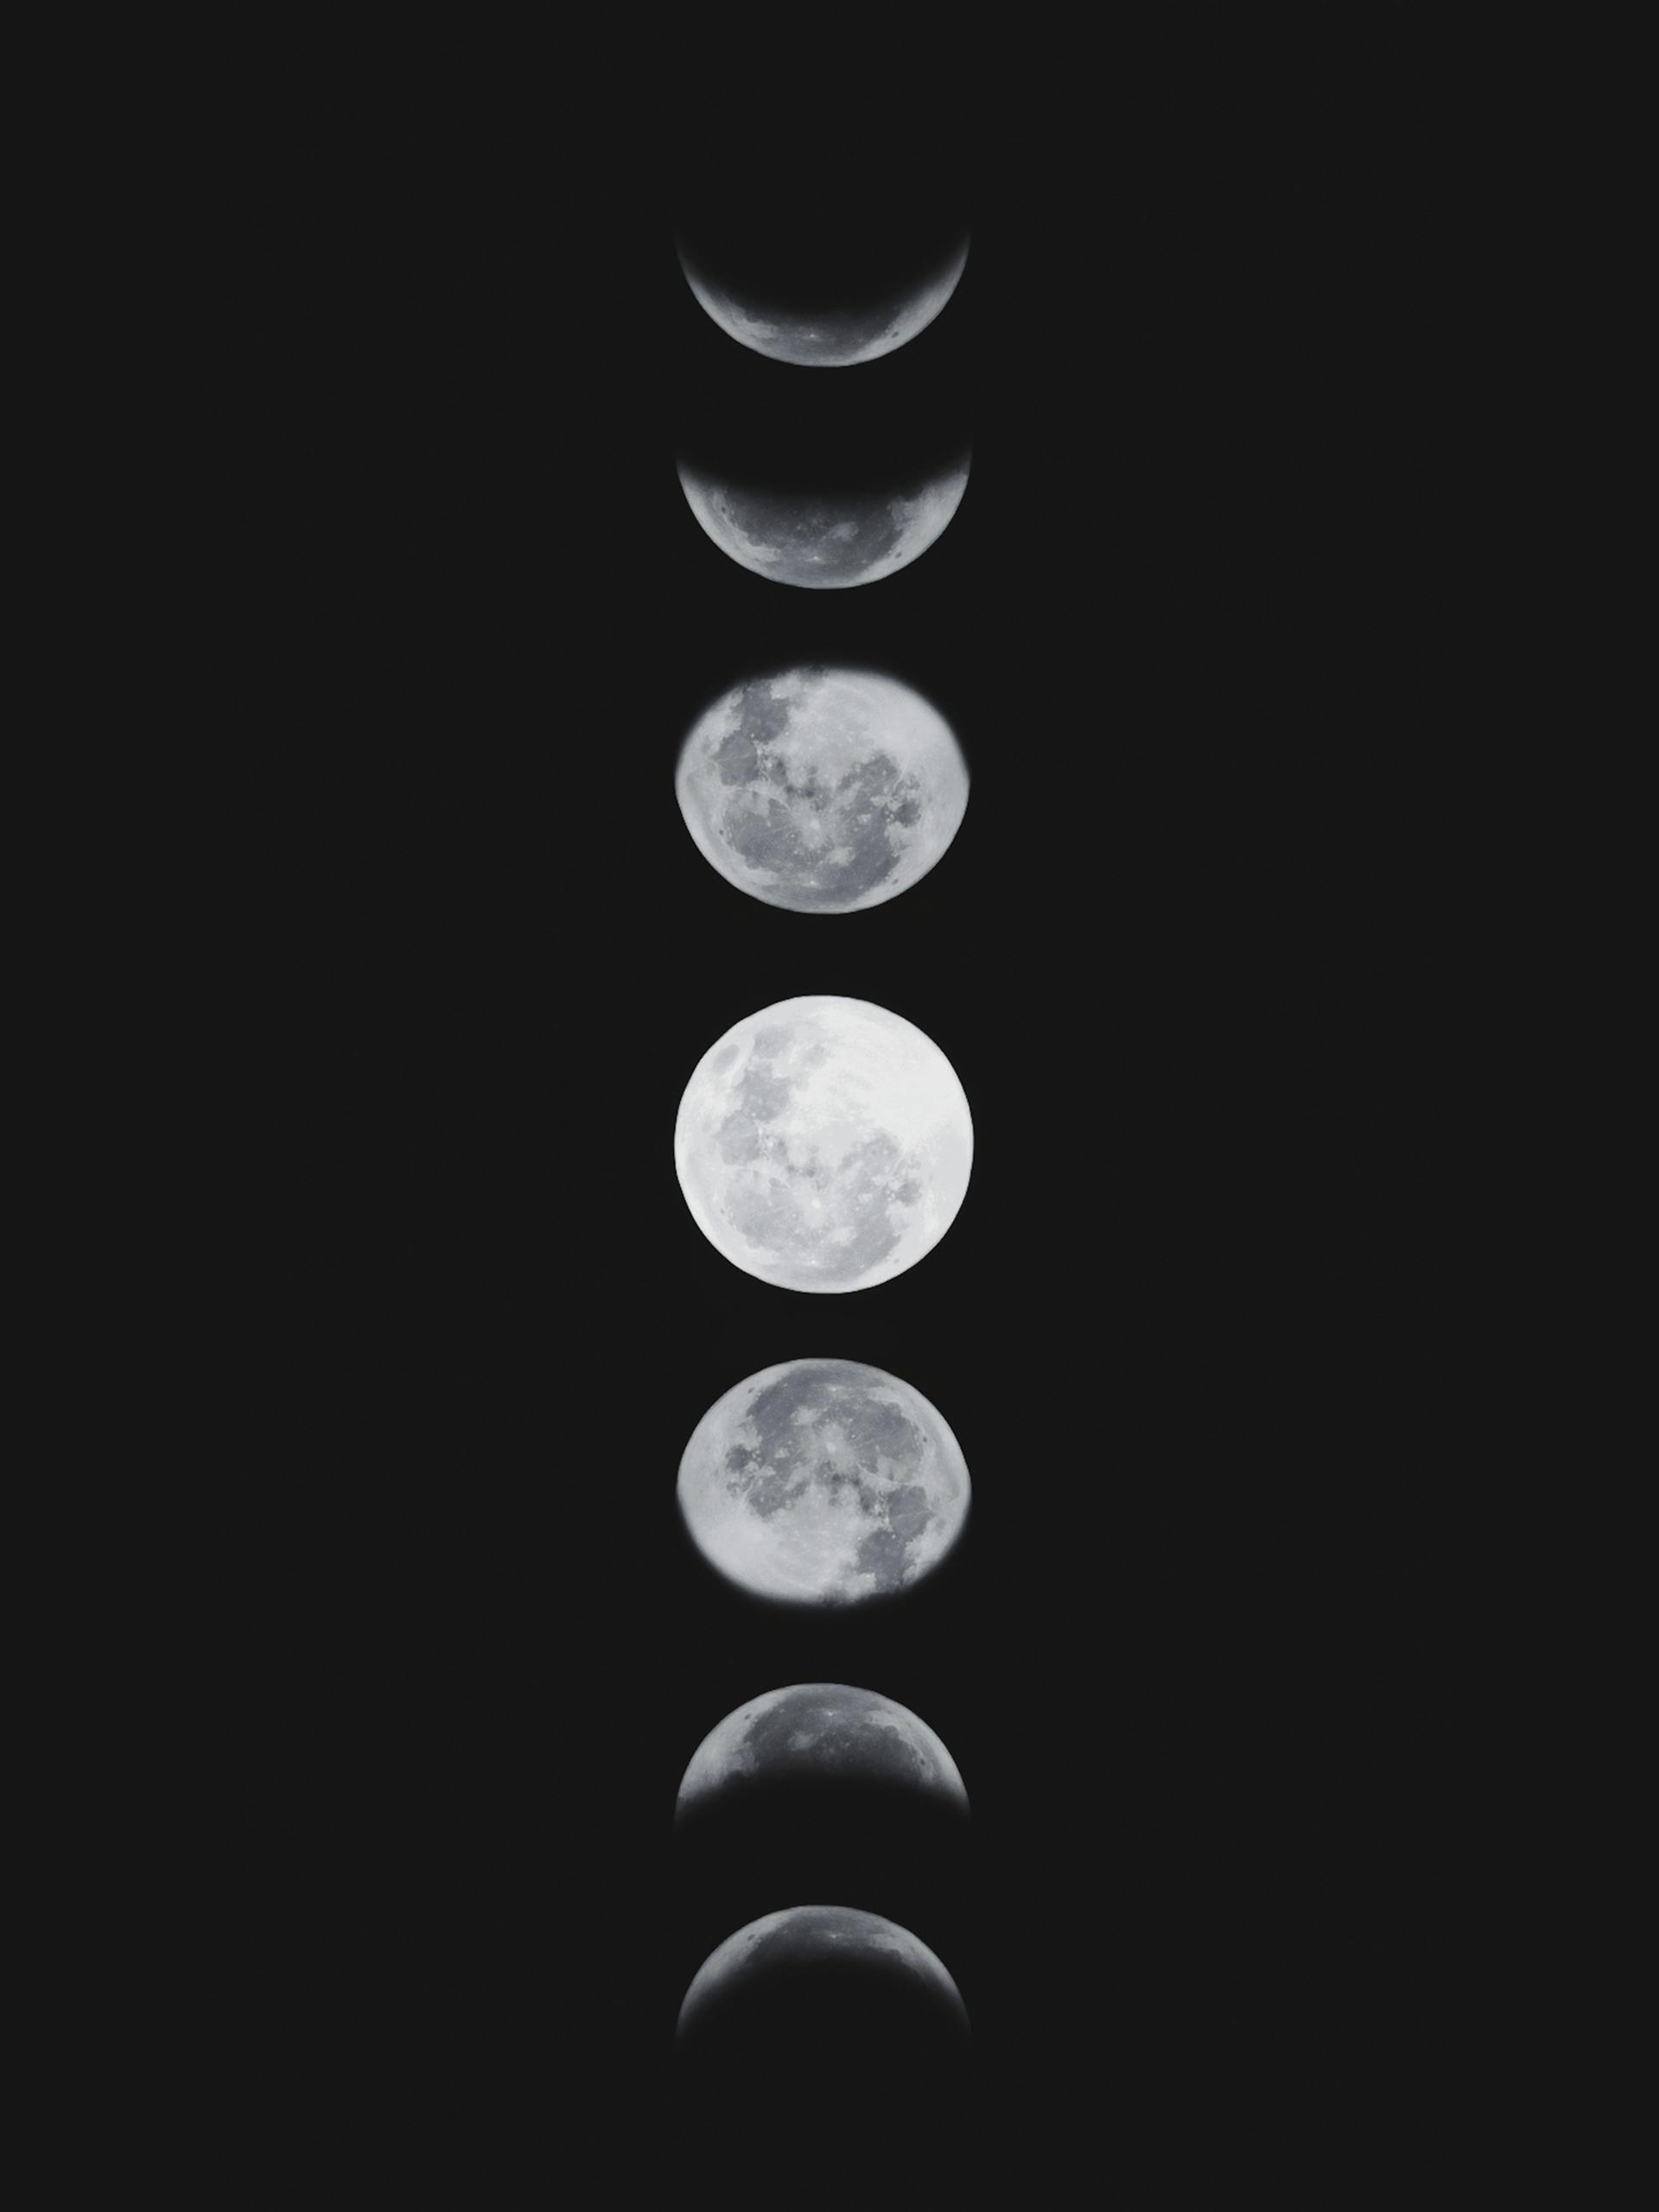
[220,41,1459,2198]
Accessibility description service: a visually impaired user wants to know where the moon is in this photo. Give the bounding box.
[676,666,969,914]
[677,1358,969,1605]
[677,1904,968,2041]
[674,996,972,1292]
[677,1683,969,1819]
[677,454,969,589]
[677,235,969,367]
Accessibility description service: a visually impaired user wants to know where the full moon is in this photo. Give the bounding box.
[677,1683,969,1818]
[677,235,970,367]
[677,1905,969,2040]
[676,666,969,914]
[677,1358,970,1605]
[676,455,969,589]
[674,997,972,1292]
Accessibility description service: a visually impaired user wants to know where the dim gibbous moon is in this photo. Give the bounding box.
[674,997,972,1292]
[677,1906,968,2039]
[677,1684,969,1818]
[676,454,969,589]
[677,235,969,367]
[677,1358,970,1605]
[676,667,969,914]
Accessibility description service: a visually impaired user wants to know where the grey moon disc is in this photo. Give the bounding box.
[676,666,969,914]
[678,236,969,367]
[677,1906,968,2039]
[677,1683,969,1817]
[673,996,972,1293]
[677,1358,970,1605]
[676,454,969,589]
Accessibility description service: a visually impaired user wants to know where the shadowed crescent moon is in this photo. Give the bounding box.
[677,1683,969,1818]
[677,235,970,367]
[677,454,969,590]
[677,1905,969,2040]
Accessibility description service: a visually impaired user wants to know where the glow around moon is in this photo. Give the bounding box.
[677,1358,970,1605]
[676,455,969,589]
[674,997,972,1293]
[677,1683,969,1817]
[677,1905,968,2039]
[677,236,970,367]
[676,666,969,914]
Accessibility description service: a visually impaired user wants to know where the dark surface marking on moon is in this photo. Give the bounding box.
[827,1136,914,1275]
[851,1484,933,1591]
[842,1393,924,1472]
[715,1112,760,1163]
[887,1484,932,1541]
[746,1467,810,1517]
[714,684,794,784]
[737,1065,792,1120]
[812,1456,862,1500]
[747,1364,838,1445]
[855,1525,915,1590]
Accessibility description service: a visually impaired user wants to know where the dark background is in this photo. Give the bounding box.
[219,44,1459,2198]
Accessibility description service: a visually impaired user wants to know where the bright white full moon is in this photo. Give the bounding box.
[677,236,970,367]
[676,456,969,589]
[674,996,972,1293]
[676,666,969,914]
[677,1357,970,1605]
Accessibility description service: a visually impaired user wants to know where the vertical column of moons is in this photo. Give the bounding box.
[665,221,979,2082]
